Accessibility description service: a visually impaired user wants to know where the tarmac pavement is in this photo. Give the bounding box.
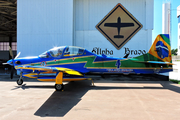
[0,74,180,120]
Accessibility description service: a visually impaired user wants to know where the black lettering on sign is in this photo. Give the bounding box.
[125,48,130,55]
[92,47,113,55]
[124,47,146,57]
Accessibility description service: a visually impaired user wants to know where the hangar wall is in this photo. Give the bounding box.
[17,0,74,56]
[18,0,153,58]
[74,0,153,57]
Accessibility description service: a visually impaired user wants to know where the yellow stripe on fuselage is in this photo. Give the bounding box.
[38,78,87,82]
[23,73,38,78]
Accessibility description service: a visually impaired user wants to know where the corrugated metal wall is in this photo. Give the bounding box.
[17,0,74,57]
[74,0,153,58]
[18,0,153,58]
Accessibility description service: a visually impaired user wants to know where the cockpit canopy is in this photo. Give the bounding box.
[39,46,85,58]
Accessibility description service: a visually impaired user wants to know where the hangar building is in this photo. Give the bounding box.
[17,0,153,58]
[0,0,16,61]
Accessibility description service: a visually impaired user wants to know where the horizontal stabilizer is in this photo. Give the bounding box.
[133,60,174,65]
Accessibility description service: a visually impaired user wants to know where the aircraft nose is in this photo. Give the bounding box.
[7,59,13,66]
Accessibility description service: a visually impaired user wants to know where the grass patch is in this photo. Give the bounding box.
[170,79,180,84]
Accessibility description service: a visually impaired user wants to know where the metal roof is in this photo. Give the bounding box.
[0,0,16,37]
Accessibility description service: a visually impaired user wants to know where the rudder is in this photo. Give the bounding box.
[148,34,172,63]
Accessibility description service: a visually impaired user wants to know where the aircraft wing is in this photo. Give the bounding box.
[146,61,174,65]
[133,61,174,65]
[16,66,83,76]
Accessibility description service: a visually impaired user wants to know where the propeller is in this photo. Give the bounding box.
[2,46,21,79]
[8,46,21,79]
[15,52,21,59]
[2,63,9,65]
[9,46,14,79]
[9,46,14,59]
[10,66,14,79]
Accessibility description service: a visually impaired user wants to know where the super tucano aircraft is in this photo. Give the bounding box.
[4,34,173,91]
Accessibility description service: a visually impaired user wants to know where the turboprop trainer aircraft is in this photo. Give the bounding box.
[4,34,173,91]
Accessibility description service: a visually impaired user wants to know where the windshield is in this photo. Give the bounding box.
[64,46,84,56]
[39,51,49,58]
[39,46,84,58]
[49,46,65,57]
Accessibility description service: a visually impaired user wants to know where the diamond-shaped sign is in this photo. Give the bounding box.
[96,3,143,50]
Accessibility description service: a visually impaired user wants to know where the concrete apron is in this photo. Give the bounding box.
[169,61,180,81]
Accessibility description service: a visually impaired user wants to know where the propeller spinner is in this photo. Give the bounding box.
[2,46,21,79]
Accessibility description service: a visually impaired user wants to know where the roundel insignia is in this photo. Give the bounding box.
[41,61,46,66]
[156,41,169,59]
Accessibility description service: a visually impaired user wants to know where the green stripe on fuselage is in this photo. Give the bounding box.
[121,53,171,68]
[33,56,117,68]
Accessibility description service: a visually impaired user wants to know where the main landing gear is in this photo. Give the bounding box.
[55,72,64,91]
[17,72,23,85]
[55,84,64,91]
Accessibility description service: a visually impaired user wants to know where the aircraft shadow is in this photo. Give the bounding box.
[0,75,42,82]
[34,80,92,117]
[32,80,180,117]
[11,84,55,90]
[160,81,180,94]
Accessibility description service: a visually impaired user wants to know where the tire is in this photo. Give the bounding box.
[55,84,64,91]
[17,79,23,85]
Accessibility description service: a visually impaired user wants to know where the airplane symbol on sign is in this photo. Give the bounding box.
[104,17,134,38]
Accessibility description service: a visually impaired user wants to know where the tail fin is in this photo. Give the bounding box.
[148,34,172,63]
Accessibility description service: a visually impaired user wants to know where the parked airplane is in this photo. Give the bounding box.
[4,34,173,91]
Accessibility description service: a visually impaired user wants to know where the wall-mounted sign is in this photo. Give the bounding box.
[96,3,143,50]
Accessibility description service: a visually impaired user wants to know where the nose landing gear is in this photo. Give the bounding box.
[17,72,23,85]
[17,79,23,85]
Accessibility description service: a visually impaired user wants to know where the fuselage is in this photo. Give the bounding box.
[8,46,172,77]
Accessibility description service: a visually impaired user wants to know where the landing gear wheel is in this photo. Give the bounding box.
[17,79,23,85]
[55,84,64,91]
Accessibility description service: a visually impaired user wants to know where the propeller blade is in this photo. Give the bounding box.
[10,66,14,79]
[2,63,9,65]
[9,46,14,59]
[8,46,19,79]
[15,52,21,59]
